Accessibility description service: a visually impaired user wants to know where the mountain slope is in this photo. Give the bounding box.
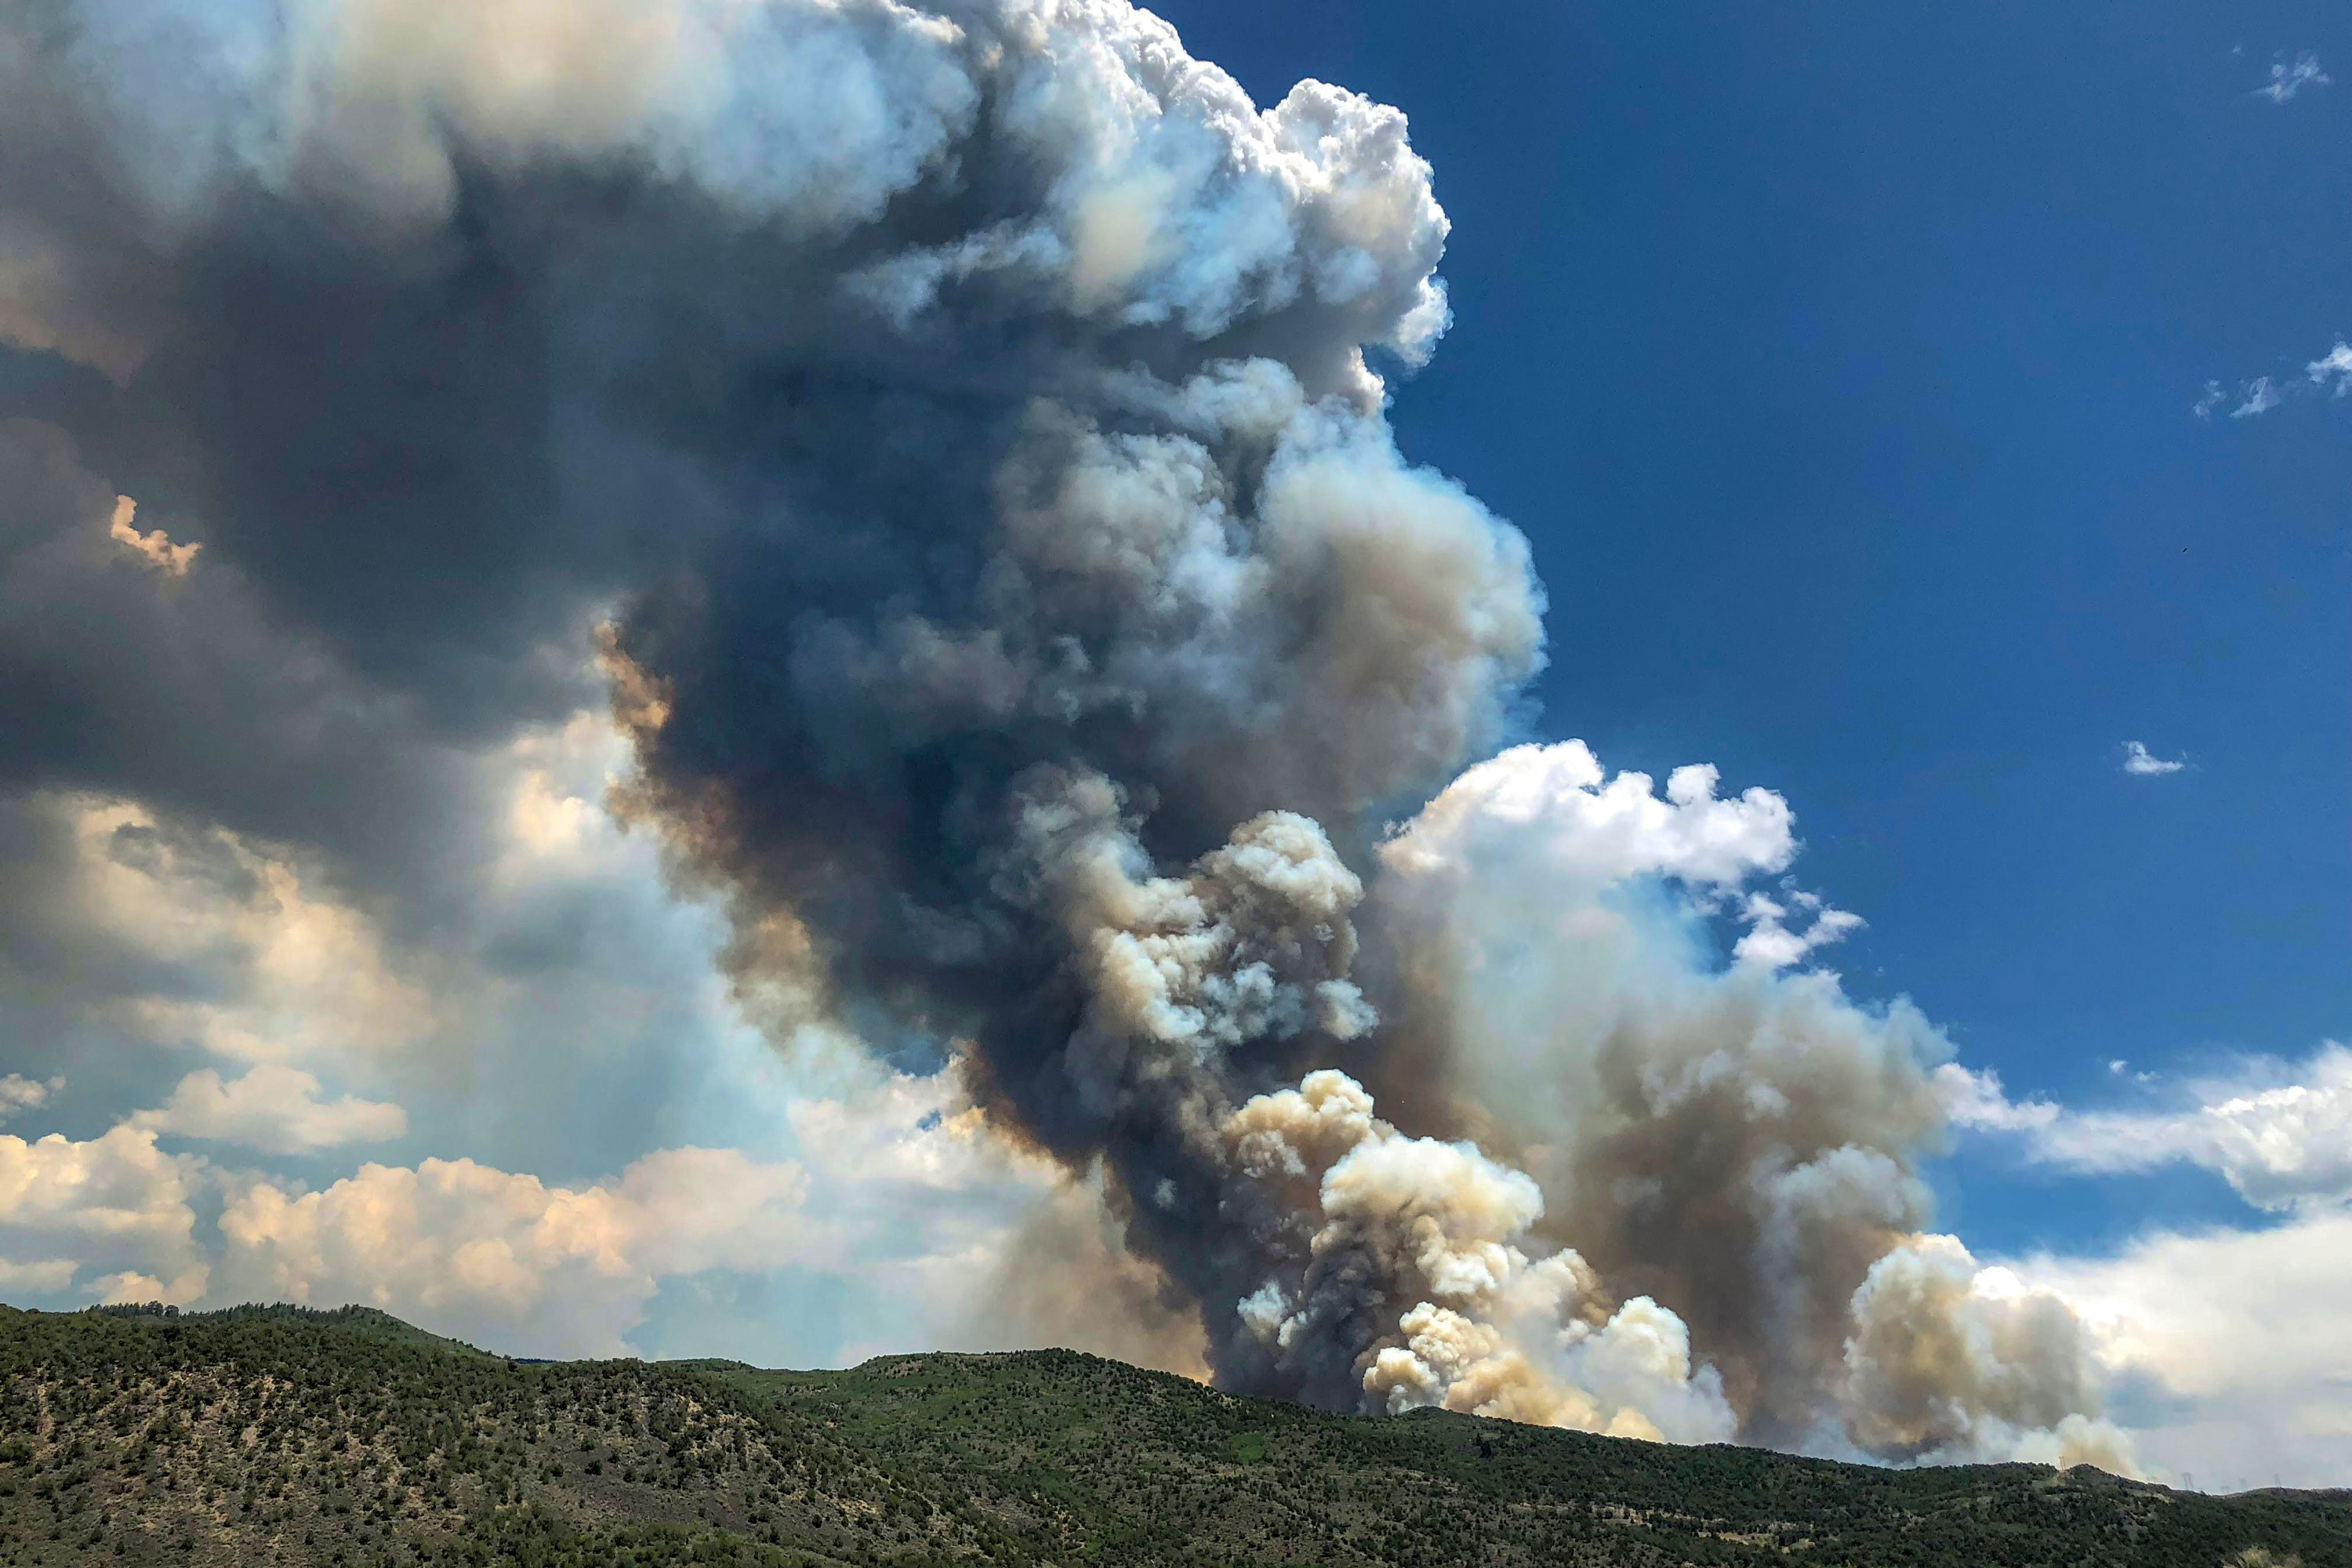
[0,1303,2343,1568]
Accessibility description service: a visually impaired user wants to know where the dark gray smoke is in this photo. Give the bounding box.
[0,0,2130,1466]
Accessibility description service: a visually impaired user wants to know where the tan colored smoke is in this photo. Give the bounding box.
[1218,1069,1737,1442]
[1360,741,2134,1465]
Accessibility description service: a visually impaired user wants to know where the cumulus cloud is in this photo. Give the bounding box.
[0,1057,1061,1359]
[129,1065,407,1154]
[2026,1207,2352,1488]
[2,788,443,1078]
[0,694,843,1178]
[2121,741,2186,776]
[217,1145,812,1357]
[1944,1044,2352,1211]
[0,1123,207,1303]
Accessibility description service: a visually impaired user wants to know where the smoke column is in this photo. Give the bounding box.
[0,0,2132,1468]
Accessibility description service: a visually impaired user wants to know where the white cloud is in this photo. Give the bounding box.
[105,495,200,575]
[784,1071,1058,1229]
[216,1146,811,1356]
[2025,1207,2352,1489]
[1934,1063,2063,1133]
[0,1074,62,1123]
[2202,339,2352,421]
[210,1067,1062,1358]
[2194,376,2288,420]
[129,1065,406,1154]
[0,1123,208,1303]
[2121,740,2185,776]
[2230,377,2281,419]
[17,710,830,1178]
[2258,52,2330,103]
[49,793,440,1067]
[1945,1044,2352,1211]
[2307,340,2352,396]
[0,1056,1067,1360]
[2183,1050,2352,1208]
[0,729,1080,1355]
[0,1258,78,1294]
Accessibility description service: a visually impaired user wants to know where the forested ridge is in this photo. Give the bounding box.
[0,1302,2342,1567]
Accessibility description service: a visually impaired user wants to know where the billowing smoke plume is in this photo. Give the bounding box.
[1,0,2129,1468]
[1365,742,1965,1449]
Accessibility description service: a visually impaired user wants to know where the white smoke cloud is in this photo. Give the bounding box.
[946,1164,1213,1378]
[1003,766,1377,1133]
[0,220,155,381]
[1383,742,1864,975]
[51,0,1450,404]
[1383,741,1798,890]
[67,0,980,231]
[1733,891,1866,971]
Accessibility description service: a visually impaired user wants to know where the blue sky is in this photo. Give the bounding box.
[1168,0,2352,1254]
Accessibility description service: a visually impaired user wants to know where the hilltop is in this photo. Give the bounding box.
[0,1301,2343,1567]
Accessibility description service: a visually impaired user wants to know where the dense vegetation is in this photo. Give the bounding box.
[0,1302,2342,1567]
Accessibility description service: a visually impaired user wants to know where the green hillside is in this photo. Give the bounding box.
[0,1301,2341,1568]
